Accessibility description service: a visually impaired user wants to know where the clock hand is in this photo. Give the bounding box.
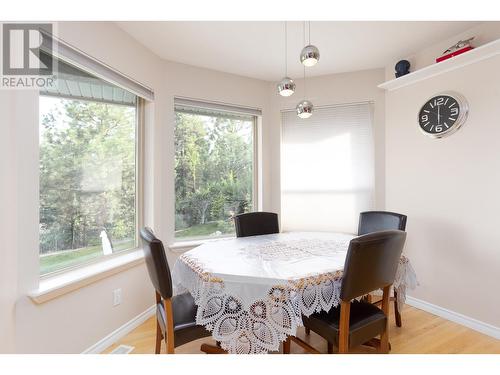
[437,104,440,125]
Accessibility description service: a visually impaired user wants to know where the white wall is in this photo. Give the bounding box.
[0,90,18,353]
[268,69,386,219]
[0,21,272,353]
[384,23,500,328]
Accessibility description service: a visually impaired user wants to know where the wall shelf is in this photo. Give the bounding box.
[378,38,500,91]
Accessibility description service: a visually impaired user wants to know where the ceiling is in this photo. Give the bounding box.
[117,21,479,82]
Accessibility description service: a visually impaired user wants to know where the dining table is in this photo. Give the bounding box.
[172,231,418,354]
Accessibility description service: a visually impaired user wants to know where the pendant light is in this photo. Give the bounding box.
[296,65,313,118]
[300,21,320,67]
[277,22,295,97]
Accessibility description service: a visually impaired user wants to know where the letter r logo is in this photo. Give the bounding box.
[2,23,53,75]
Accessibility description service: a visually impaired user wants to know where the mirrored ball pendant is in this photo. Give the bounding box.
[296,100,314,119]
[300,45,320,67]
[277,77,296,97]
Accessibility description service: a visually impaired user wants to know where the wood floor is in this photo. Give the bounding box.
[104,304,500,354]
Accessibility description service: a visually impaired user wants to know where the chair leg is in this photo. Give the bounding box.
[379,286,391,354]
[283,337,291,354]
[394,290,402,327]
[327,342,334,354]
[305,327,310,335]
[155,321,162,354]
[164,299,175,354]
[338,301,350,354]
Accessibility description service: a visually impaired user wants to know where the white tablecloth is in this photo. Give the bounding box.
[172,232,417,354]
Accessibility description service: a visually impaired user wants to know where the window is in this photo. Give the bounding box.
[174,99,258,240]
[38,53,143,275]
[281,102,375,234]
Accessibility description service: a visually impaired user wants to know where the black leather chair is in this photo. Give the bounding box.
[358,211,407,236]
[289,230,406,354]
[358,211,407,327]
[140,227,211,353]
[233,211,279,238]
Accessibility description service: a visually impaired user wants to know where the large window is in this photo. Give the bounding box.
[174,100,258,240]
[281,102,375,234]
[38,54,142,275]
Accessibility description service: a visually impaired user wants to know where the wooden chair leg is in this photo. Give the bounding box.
[379,286,390,354]
[155,321,162,354]
[154,291,162,354]
[338,301,350,354]
[305,327,310,335]
[164,298,175,354]
[200,344,227,354]
[327,342,334,354]
[394,290,402,327]
[283,337,291,354]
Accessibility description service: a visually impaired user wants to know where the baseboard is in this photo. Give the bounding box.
[406,296,500,340]
[82,305,156,354]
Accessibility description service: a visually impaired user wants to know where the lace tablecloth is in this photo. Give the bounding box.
[172,232,418,354]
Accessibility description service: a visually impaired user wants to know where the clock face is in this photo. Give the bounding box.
[418,93,468,138]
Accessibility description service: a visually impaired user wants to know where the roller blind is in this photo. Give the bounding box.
[39,51,137,106]
[40,31,154,102]
[281,102,375,233]
[174,97,261,121]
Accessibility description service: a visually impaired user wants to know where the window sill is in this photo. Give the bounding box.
[29,249,145,304]
[169,236,235,253]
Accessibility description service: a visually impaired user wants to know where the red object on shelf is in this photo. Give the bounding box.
[436,46,474,63]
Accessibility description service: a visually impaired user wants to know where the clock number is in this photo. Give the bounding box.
[421,114,428,122]
[435,97,444,106]
[435,125,443,133]
[450,107,459,116]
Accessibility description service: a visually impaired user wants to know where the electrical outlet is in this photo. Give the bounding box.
[113,288,122,306]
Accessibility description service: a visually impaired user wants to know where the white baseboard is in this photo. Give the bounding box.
[406,296,500,340]
[82,305,156,354]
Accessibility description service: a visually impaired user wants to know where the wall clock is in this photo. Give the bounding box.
[418,92,469,138]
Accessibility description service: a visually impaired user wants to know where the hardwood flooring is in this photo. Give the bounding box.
[104,304,500,354]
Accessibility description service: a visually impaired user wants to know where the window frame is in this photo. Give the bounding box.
[38,94,145,279]
[173,101,260,242]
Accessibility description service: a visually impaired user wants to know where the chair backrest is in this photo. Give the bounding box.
[357,211,407,236]
[340,230,406,301]
[140,227,173,299]
[233,212,279,238]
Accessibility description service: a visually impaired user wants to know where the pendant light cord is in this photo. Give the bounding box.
[284,21,288,76]
[308,21,311,45]
[303,21,307,99]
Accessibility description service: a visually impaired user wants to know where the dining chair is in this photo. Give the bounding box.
[233,211,279,237]
[140,227,212,353]
[286,230,406,354]
[358,210,407,327]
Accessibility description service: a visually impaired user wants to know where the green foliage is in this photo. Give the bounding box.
[39,97,136,272]
[175,111,253,239]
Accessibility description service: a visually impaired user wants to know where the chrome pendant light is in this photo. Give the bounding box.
[296,66,313,119]
[300,21,320,67]
[296,99,313,118]
[296,23,314,118]
[277,22,295,97]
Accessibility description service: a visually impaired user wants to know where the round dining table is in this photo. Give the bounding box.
[172,231,417,354]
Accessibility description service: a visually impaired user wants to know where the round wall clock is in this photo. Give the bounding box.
[418,92,469,138]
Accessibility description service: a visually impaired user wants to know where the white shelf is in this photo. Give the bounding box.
[378,38,500,91]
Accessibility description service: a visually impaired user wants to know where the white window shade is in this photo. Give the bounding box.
[281,102,375,234]
[40,31,154,102]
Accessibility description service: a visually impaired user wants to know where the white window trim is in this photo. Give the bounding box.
[30,248,145,304]
[168,235,236,253]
